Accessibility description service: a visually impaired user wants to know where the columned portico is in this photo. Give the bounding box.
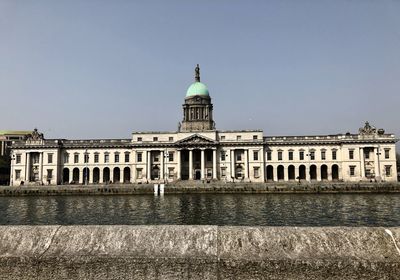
[212,149,217,179]
[200,149,205,180]
[188,149,193,180]
[359,148,365,178]
[177,150,181,179]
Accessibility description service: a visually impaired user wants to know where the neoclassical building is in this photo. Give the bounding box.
[9,66,398,186]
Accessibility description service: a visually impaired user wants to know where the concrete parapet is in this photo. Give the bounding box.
[0,226,399,279]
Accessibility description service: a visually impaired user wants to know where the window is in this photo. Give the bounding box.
[253,135,258,140]
[254,167,260,178]
[137,137,142,142]
[278,151,282,161]
[125,153,130,163]
[207,153,212,162]
[309,151,315,160]
[47,169,53,179]
[349,150,354,160]
[169,137,174,142]
[33,154,39,164]
[350,166,356,176]
[94,153,99,163]
[385,149,390,159]
[236,153,242,161]
[332,150,337,160]
[136,168,143,179]
[153,137,158,142]
[299,151,304,160]
[16,154,21,164]
[385,165,392,176]
[84,154,89,163]
[154,155,159,162]
[236,135,241,141]
[63,153,69,164]
[321,151,326,160]
[114,153,119,163]
[220,136,225,141]
[221,151,226,161]
[137,152,142,162]
[288,151,293,161]
[168,152,174,162]
[168,168,174,179]
[74,154,79,164]
[48,153,53,164]
[221,167,226,178]
[365,150,370,159]
[253,151,259,161]
[104,154,109,163]
[15,170,21,180]
[267,151,272,161]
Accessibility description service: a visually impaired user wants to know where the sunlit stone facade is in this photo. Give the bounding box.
[9,67,398,186]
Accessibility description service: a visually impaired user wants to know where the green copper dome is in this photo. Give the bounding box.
[186,82,209,97]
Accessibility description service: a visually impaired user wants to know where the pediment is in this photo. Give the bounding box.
[176,134,217,146]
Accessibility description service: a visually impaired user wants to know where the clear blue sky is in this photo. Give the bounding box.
[1,1,399,142]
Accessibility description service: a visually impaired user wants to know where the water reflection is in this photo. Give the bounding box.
[0,194,399,226]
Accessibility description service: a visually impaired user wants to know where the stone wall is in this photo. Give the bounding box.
[0,226,399,279]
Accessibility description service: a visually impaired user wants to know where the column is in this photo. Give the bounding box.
[110,168,114,183]
[38,152,43,183]
[177,150,181,179]
[328,166,333,181]
[79,169,84,184]
[244,149,249,179]
[201,149,205,180]
[99,169,104,184]
[120,168,124,183]
[284,165,289,181]
[374,147,380,179]
[305,165,310,182]
[89,168,94,184]
[160,151,164,181]
[359,148,365,179]
[273,165,278,182]
[25,153,31,181]
[316,165,321,181]
[147,151,151,180]
[189,149,193,180]
[131,166,136,183]
[230,149,235,180]
[212,149,217,179]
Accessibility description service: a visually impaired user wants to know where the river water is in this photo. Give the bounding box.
[0,193,399,226]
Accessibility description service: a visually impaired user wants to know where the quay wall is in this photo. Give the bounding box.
[0,225,399,279]
[0,182,400,196]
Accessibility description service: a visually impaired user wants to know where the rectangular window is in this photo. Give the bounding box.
[220,136,225,141]
[137,137,142,142]
[221,151,226,161]
[136,168,143,179]
[299,151,304,160]
[253,151,259,161]
[84,154,89,163]
[236,135,241,141]
[310,151,315,160]
[288,151,293,161]
[321,151,326,160]
[207,153,212,162]
[365,150,370,159]
[385,149,390,159]
[278,151,282,161]
[168,168,174,179]
[385,165,391,176]
[16,154,21,164]
[94,154,99,163]
[169,137,174,142]
[168,152,174,162]
[47,169,53,179]
[236,153,242,161]
[48,153,53,164]
[253,135,258,140]
[153,137,158,142]
[332,150,337,160]
[125,153,130,163]
[254,167,260,178]
[349,150,354,160]
[154,155,159,162]
[114,154,119,163]
[33,154,39,164]
[267,151,272,161]
[137,152,142,162]
[104,154,109,163]
[74,154,79,164]
[63,153,69,164]
[350,166,356,176]
[221,167,226,178]
[15,170,21,180]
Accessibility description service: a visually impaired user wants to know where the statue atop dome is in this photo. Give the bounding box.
[195,64,200,82]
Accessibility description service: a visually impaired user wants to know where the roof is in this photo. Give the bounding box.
[0,130,32,136]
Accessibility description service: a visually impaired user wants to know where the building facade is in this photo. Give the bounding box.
[9,67,398,186]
